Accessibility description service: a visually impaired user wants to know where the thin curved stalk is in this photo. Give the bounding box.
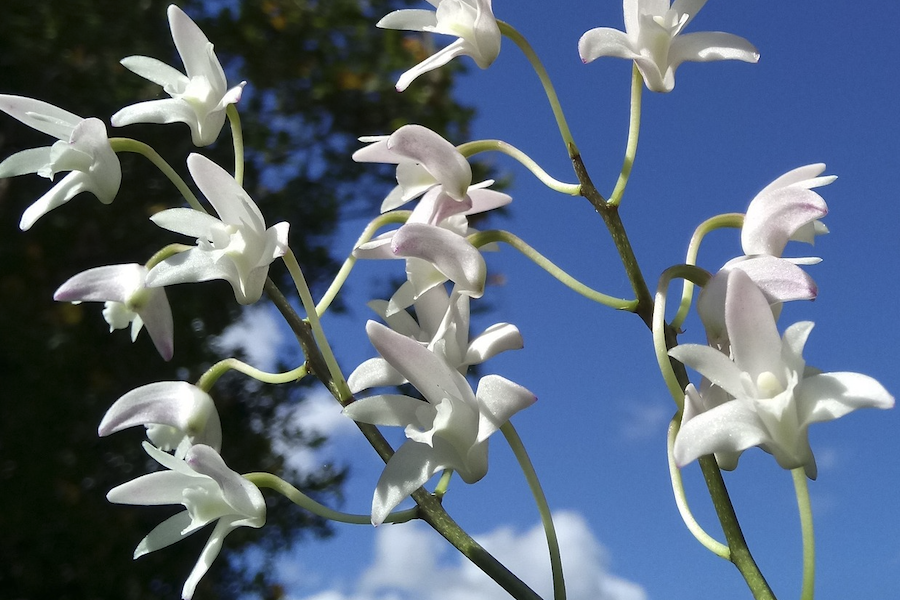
[110,137,204,212]
[457,139,580,195]
[608,64,643,207]
[502,422,566,600]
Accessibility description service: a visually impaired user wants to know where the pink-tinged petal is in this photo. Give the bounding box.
[388,125,471,201]
[132,511,193,559]
[578,28,637,63]
[726,256,818,304]
[474,375,536,443]
[366,321,462,406]
[0,94,81,139]
[0,147,51,178]
[343,395,435,429]
[54,263,144,304]
[371,440,445,526]
[669,32,759,67]
[377,9,437,31]
[187,153,264,227]
[119,56,187,90]
[669,344,745,399]
[391,223,486,297]
[348,357,406,393]
[724,269,784,379]
[98,381,222,451]
[797,372,894,427]
[674,399,768,467]
[465,323,523,365]
[742,187,828,256]
[19,171,88,230]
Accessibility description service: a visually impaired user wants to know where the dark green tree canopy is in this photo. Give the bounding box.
[0,1,475,598]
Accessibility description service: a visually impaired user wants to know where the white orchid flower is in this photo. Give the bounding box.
[108,442,264,600]
[0,95,121,230]
[348,285,523,392]
[146,153,290,305]
[698,164,835,349]
[578,0,758,92]
[54,264,174,360]
[671,269,894,478]
[377,0,501,92]
[98,381,222,458]
[344,321,535,525]
[111,4,245,146]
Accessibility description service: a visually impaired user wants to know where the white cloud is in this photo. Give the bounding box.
[214,304,285,370]
[287,511,645,600]
[618,401,671,442]
[272,388,359,475]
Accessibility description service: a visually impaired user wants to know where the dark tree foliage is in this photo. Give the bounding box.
[0,1,476,598]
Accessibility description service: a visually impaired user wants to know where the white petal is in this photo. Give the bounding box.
[133,511,194,558]
[185,445,265,521]
[348,357,406,393]
[187,153,264,228]
[19,171,88,230]
[465,323,523,365]
[474,375,536,443]
[724,269,784,379]
[150,207,223,237]
[674,400,768,467]
[0,147,52,178]
[578,28,637,63]
[797,372,895,426]
[54,263,144,304]
[669,344,745,399]
[99,381,222,451]
[371,440,444,526]
[0,94,81,139]
[343,395,435,429]
[119,55,187,90]
[392,223,486,297]
[669,32,759,67]
[396,39,469,92]
[377,9,437,31]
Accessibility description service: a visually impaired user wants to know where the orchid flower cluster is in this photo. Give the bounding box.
[2,2,893,599]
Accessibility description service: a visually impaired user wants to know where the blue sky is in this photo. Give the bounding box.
[225,2,900,599]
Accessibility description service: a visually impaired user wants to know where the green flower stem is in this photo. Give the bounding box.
[666,418,730,559]
[468,229,638,311]
[671,213,744,331]
[608,64,643,208]
[316,211,412,316]
[792,468,815,600]
[502,422,566,600]
[246,472,418,525]
[145,243,193,270]
[196,359,307,392]
[457,140,581,195]
[226,104,244,186]
[110,137,205,212]
[434,469,454,500]
[571,154,654,328]
[654,265,711,410]
[655,265,775,599]
[498,20,578,156]
[282,248,350,402]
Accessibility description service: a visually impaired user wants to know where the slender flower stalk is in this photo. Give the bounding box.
[457,139,581,195]
[608,63,643,207]
[498,20,577,154]
[109,138,205,212]
[793,467,815,600]
[502,422,566,600]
